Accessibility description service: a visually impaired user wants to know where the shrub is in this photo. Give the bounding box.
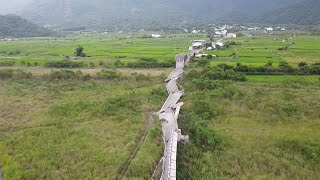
[278,61,294,73]
[278,140,320,162]
[151,88,167,99]
[193,123,223,150]
[127,58,175,68]
[0,61,15,67]
[0,69,14,79]
[33,62,40,66]
[44,70,89,80]
[0,69,32,79]
[265,60,273,67]
[114,59,125,68]
[204,67,247,82]
[278,46,289,51]
[89,62,96,68]
[298,62,308,67]
[192,100,216,120]
[97,70,122,80]
[14,70,32,79]
[132,73,151,82]
[44,61,84,68]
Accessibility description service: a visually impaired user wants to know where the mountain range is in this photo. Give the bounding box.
[0,14,55,38]
[0,0,319,28]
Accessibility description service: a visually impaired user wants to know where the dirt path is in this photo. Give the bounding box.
[0,67,171,76]
[116,114,155,180]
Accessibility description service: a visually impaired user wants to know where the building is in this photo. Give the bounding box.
[266,27,274,31]
[192,30,201,34]
[195,54,208,58]
[195,54,216,58]
[216,42,224,48]
[191,40,206,50]
[152,34,162,38]
[227,33,237,38]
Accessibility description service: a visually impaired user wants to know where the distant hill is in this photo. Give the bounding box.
[0,0,319,28]
[17,0,301,27]
[0,14,56,38]
[258,0,320,25]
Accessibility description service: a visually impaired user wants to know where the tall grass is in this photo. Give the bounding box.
[0,75,166,179]
[177,69,320,179]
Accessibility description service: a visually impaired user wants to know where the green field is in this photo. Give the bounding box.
[0,34,198,66]
[208,35,320,67]
[0,72,166,179]
[178,73,320,179]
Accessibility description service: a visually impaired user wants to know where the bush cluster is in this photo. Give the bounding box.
[278,140,320,162]
[127,58,175,68]
[0,69,156,83]
[232,61,320,75]
[0,61,15,67]
[44,61,84,68]
[188,113,224,151]
[0,69,32,79]
[97,70,122,80]
[188,66,247,82]
[44,70,91,81]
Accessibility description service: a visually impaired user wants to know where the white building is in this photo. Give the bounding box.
[195,54,208,58]
[227,33,237,38]
[191,40,206,50]
[192,30,201,34]
[266,27,274,31]
[152,34,162,38]
[216,42,224,47]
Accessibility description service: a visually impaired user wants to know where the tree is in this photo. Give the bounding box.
[265,60,273,67]
[75,46,86,57]
[279,60,293,73]
[298,61,308,67]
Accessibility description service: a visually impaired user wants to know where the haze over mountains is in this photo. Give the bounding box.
[0,15,55,38]
[0,0,319,28]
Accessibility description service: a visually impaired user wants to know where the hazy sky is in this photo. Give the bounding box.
[0,0,33,14]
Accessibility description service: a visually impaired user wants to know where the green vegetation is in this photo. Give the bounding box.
[0,32,319,179]
[0,34,196,67]
[75,46,86,57]
[208,35,320,68]
[259,0,320,25]
[177,67,320,179]
[0,70,165,179]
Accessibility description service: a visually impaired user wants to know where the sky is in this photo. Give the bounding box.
[0,0,33,14]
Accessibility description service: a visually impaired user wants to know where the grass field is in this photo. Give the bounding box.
[0,32,319,179]
[0,73,166,179]
[0,33,319,69]
[0,34,199,66]
[177,74,320,179]
[208,35,320,67]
